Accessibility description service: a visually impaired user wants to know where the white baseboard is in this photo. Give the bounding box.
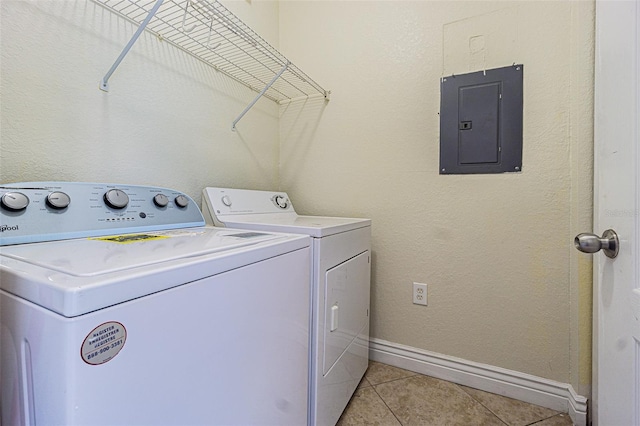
[369,338,588,426]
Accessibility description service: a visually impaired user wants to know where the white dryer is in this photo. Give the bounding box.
[0,182,311,426]
[202,187,371,426]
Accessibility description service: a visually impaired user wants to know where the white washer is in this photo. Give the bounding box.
[1,182,311,426]
[202,187,371,426]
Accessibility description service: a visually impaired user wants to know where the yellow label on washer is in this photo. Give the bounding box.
[91,234,169,244]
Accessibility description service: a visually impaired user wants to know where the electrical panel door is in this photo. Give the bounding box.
[440,65,523,174]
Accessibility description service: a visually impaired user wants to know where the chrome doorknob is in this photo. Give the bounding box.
[574,229,619,259]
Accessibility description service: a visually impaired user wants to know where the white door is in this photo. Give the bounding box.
[590,0,640,424]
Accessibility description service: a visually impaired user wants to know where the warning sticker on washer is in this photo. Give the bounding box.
[91,234,169,244]
[81,322,127,365]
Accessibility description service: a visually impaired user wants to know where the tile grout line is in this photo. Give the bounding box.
[359,363,574,426]
[527,413,573,426]
[455,383,510,426]
[365,371,420,388]
[367,367,511,426]
[455,383,572,426]
[370,381,408,426]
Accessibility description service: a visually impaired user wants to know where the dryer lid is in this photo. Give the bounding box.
[218,214,370,238]
[202,187,370,237]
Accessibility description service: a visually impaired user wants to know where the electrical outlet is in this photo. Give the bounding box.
[413,282,427,306]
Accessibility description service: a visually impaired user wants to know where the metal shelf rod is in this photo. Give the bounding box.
[232,61,289,131]
[100,0,165,91]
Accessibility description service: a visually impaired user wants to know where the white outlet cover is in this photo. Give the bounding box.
[413,282,427,306]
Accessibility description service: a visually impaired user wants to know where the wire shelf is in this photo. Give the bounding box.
[95,0,329,128]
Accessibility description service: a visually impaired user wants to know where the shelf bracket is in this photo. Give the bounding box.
[99,0,165,92]
[231,61,290,131]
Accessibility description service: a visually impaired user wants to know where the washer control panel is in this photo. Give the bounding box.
[0,182,205,246]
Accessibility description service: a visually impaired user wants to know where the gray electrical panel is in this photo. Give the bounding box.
[439,65,523,174]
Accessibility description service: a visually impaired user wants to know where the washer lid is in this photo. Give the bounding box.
[217,214,371,238]
[0,227,309,317]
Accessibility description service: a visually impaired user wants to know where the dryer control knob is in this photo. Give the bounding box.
[221,195,232,207]
[104,189,129,209]
[153,194,169,208]
[273,195,288,209]
[175,195,189,208]
[46,191,71,209]
[1,191,29,211]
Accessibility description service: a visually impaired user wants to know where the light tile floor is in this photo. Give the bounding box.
[337,361,575,426]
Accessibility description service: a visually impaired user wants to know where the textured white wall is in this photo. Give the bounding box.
[279,0,594,391]
[0,0,281,205]
[0,0,595,395]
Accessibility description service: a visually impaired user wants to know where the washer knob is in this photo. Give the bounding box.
[104,189,129,209]
[46,191,71,210]
[175,195,189,208]
[153,194,169,208]
[1,192,29,211]
[221,195,232,207]
[273,195,288,209]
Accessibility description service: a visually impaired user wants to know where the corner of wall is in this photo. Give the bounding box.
[568,0,596,399]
